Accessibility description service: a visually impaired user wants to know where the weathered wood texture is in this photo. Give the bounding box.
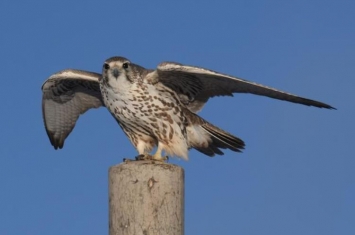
[109,160,184,235]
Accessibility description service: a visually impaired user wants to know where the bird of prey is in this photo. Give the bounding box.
[42,56,335,160]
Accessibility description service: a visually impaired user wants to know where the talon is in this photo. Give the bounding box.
[135,154,152,161]
[151,154,169,162]
[134,152,168,162]
[123,158,133,163]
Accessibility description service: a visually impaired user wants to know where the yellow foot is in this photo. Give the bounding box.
[135,154,169,162]
[135,154,152,161]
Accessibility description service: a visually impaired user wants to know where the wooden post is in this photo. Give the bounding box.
[109,160,184,235]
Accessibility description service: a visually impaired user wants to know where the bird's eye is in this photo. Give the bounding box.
[104,63,110,69]
[123,62,129,69]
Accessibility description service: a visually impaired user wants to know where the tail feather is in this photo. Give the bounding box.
[201,122,245,153]
[185,109,245,157]
[195,144,224,157]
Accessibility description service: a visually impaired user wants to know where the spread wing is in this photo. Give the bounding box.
[153,62,335,112]
[42,69,104,149]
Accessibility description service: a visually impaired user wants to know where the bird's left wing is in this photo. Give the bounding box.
[42,69,104,149]
[152,62,335,112]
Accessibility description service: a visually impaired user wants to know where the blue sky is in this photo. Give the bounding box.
[0,0,354,234]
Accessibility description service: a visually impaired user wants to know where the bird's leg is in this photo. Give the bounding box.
[134,141,153,161]
[134,142,168,161]
[151,142,168,161]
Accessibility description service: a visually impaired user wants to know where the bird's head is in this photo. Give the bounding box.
[101,56,134,88]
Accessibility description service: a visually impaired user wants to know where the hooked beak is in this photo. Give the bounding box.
[112,68,119,78]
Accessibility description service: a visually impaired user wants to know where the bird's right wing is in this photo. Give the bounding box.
[42,69,104,149]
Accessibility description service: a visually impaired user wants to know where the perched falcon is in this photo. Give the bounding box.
[42,56,335,160]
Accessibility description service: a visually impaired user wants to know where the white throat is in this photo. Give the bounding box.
[107,72,131,94]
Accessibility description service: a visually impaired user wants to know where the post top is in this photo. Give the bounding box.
[109,160,184,173]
